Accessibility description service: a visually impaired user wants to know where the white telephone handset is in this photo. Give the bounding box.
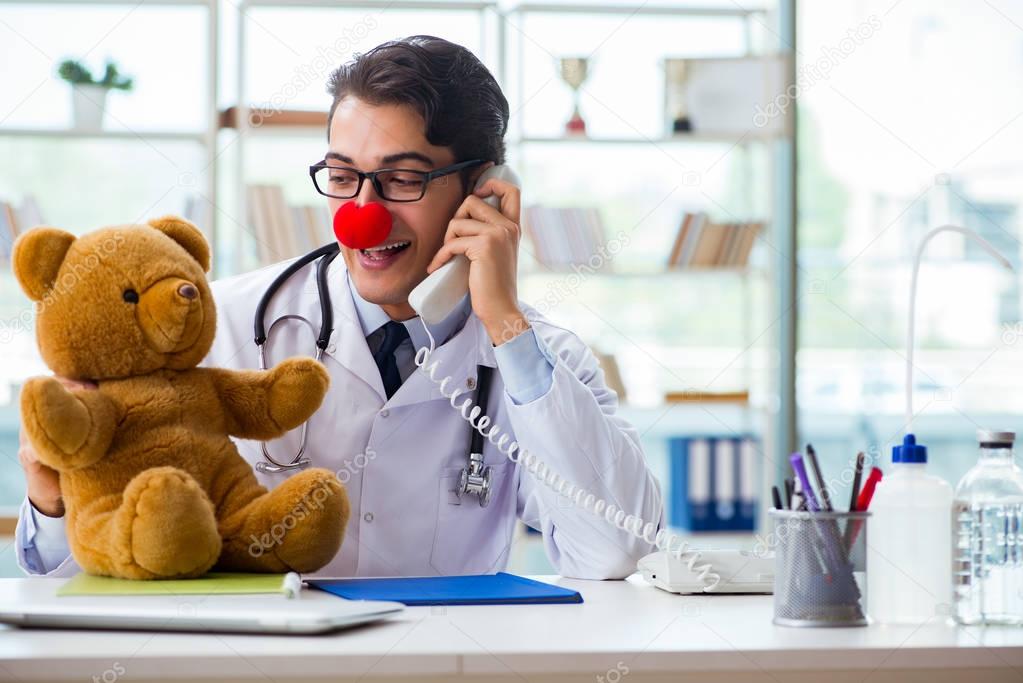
[407,162,720,590]
[409,164,521,324]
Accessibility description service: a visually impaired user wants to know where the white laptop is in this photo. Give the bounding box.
[0,578,404,635]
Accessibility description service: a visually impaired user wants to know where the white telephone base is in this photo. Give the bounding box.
[638,549,775,594]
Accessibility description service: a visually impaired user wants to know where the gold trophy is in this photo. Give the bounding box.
[559,57,589,136]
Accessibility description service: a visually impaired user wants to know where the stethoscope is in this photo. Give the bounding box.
[251,243,494,507]
[253,242,340,474]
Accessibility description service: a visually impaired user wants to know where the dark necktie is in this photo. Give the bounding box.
[371,321,410,399]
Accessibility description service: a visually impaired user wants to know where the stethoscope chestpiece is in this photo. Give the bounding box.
[458,452,492,507]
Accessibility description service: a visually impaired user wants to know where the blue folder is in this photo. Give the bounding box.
[307,572,583,606]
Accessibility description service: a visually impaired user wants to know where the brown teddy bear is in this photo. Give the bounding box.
[14,216,349,579]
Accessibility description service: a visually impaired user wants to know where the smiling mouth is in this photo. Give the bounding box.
[360,240,411,260]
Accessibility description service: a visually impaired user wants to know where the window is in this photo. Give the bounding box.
[797,0,1023,489]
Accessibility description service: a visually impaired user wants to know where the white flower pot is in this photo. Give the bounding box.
[71,84,109,131]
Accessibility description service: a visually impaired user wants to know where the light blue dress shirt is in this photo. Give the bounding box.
[346,271,554,404]
[17,271,555,575]
[17,494,69,575]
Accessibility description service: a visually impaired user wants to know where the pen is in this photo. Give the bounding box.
[805,444,833,512]
[803,444,857,585]
[843,452,866,551]
[789,452,820,512]
[856,467,883,512]
[848,452,865,512]
[772,485,783,510]
[791,451,858,594]
[848,467,883,549]
[784,478,794,510]
[788,452,840,583]
[791,474,807,511]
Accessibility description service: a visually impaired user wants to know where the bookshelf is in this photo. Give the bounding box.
[507,2,763,17]
[225,0,783,260]
[226,0,501,273]
[219,113,778,146]
[0,128,209,142]
[222,0,787,426]
[8,0,209,4]
[0,0,221,253]
[0,0,223,525]
[0,0,797,533]
[502,0,789,535]
[515,133,778,145]
[521,265,767,276]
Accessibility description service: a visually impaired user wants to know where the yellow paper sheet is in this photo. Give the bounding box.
[57,572,299,597]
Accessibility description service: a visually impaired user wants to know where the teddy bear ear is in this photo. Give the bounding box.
[148,215,211,272]
[12,227,77,302]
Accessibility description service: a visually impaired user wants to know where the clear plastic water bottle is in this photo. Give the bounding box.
[953,430,1023,625]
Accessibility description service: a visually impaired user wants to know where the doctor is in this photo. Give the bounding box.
[16,35,664,579]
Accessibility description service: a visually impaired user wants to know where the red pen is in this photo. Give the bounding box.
[847,467,882,551]
[856,467,883,512]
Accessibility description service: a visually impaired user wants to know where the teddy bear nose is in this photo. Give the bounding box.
[177,283,198,300]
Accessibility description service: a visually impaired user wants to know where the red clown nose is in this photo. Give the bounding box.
[333,202,393,250]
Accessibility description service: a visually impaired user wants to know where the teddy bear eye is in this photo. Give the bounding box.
[123,289,139,304]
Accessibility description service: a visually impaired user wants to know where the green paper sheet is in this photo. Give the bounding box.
[57,572,298,597]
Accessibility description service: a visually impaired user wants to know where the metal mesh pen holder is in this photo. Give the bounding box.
[769,509,871,627]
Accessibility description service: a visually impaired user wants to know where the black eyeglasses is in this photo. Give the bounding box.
[309,158,485,202]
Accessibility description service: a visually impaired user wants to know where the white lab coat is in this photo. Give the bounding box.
[18,255,664,580]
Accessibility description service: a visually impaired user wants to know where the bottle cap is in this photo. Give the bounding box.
[977,429,1015,446]
[892,433,927,463]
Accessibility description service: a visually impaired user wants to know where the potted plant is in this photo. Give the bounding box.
[57,59,134,131]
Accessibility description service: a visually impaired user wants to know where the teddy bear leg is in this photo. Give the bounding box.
[216,468,348,573]
[93,466,222,579]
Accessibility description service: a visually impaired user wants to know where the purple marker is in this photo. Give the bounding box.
[789,452,820,512]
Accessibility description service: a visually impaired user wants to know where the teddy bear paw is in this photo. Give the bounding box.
[265,468,348,573]
[117,467,222,578]
[21,377,92,468]
[267,357,330,431]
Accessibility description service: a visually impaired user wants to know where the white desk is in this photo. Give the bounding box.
[1,575,1023,683]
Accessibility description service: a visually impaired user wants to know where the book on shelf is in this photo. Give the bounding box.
[0,194,44,263]
[246,184,331,266]
[668,435,757,532]
[667,212,762,268]
[522,205,607,270]
[668,212,693,265]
